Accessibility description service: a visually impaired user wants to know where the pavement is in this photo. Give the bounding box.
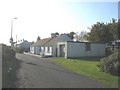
[14,53,109,88]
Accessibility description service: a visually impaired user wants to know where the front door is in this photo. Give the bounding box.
[59,45,65,57]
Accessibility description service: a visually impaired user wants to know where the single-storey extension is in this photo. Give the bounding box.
[57,41,106,58]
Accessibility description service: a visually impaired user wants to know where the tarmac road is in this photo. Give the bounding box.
[15,53,108,88]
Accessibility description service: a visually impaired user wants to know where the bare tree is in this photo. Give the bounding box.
[79,31,87,42]
[73,31,87,42]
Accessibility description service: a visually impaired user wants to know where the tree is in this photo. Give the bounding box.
[67,32,75,39]
[60,32,75,39]
[107,18,118,40]
[31,41,34,45]
[54,32,59,36]
[51,32,59,38]
[79,31,87,42]
[72,31,87,42]
[118,19,120,39]
[37,36,40,41]
[73,32,79,41]
[85,21,114,43]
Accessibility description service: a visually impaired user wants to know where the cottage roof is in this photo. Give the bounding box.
[31,38,51,47]
[44,34,72,46]
[31,34,72,47]
[44,37,59,46]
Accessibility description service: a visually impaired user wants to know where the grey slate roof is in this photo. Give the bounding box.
[44,34,72,46]
[31,38,52,47]
[31,34,72,47]
[44,37,59,46]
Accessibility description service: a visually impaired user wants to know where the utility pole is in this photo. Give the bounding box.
[9,17,17,49]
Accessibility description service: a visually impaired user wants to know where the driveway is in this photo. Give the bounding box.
[14,53,108,88]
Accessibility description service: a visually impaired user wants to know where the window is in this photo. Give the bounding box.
[48,47,50,52]
[43,47,45,51]
[39,47,41,51]
[41,47,45,51]
[85,43,91,51]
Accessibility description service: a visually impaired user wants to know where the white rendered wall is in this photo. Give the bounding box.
[30,47,35,54]
[67,42,86,58]
[86,44,106,57]
[67,42,105,58]
[44,47,52,56]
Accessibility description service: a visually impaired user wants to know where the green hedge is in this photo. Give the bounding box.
[2,44,16,88]
[13,47,24,53]
[13,47,30,53]
[97,50,120,76]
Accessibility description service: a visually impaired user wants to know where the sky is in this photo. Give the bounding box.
[0,0,118,45]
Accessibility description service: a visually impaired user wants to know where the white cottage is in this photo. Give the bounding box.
[30,38,51,54]
[44,34,72,57]
[57,41,106,58]
[30,34,72,56]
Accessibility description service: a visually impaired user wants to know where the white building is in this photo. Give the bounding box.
[57,41,106,58]
[30,34,72,56]
[30,34,106,58]
[30,38,52,54]
[44,34,72,57]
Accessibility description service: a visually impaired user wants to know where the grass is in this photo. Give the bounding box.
[49,58,119,88]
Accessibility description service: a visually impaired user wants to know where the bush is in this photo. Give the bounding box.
[13,47,24,53]
[13,47,30,53]
[106,47,114,56]
[97,51,120,76]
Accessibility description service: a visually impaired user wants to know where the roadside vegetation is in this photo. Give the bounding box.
[13,47,29,53]
[49,57,119,88]
[84,18,118,43]
[2,44,17,88]
[98,50,119,76]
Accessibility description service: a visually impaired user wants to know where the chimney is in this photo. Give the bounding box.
[51,33,56,38]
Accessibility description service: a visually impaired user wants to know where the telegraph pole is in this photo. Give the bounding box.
[9,17,17,49]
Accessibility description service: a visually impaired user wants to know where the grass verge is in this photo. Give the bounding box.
[49,58,119,88]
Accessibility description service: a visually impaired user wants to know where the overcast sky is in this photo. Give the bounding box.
[0,0,118,45]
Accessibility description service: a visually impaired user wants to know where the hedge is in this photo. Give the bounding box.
[97,50,120,76]
[2,44,16,88]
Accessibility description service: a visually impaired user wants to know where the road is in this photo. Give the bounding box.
[15,53,108,88]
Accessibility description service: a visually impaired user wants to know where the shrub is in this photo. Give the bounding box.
[106,47,114,56]
[13,47,30,53]
[97,51,120,76]
[13,47,24,53]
